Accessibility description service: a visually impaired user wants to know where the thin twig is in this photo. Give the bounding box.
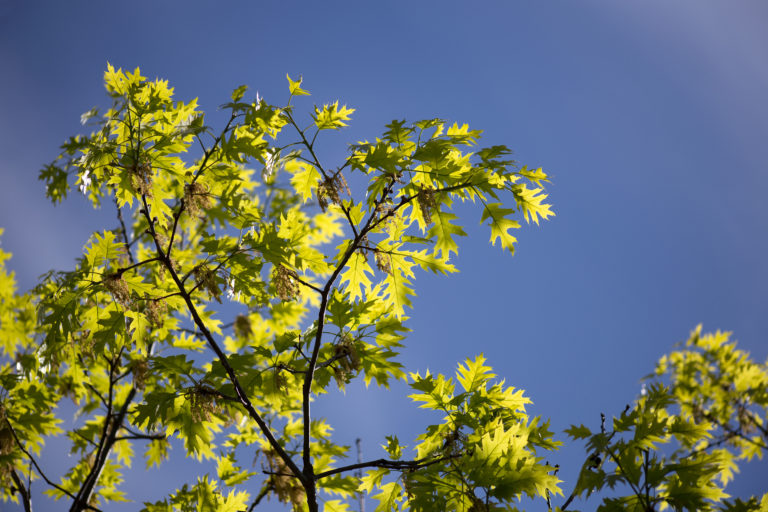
[247,482,274,512]
[5,420,102,511]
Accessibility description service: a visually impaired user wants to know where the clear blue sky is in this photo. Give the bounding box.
[1,1,767,510]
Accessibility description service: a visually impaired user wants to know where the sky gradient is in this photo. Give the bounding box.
[1,1,767,510]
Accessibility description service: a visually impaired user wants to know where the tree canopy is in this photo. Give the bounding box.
[0,66,766,512]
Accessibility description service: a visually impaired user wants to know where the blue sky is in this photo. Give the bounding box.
[1,1,767,510]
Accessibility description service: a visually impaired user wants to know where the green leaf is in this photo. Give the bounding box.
[512,184,554,225]
[371,481,402,512]
[287,160,321,202]
[85,231,125,269]
[427,209,466,258]
[287,73,310,96]
[144,438,171,469]
[481,202,520,254]
[231,84,248,102]
[314,101,355,130]
[339,251,374,301]
[565,424,593,440]
[324,500,352,512]
[456,354,494,392]
[125,310,149,354]
[38,164,70,203]
[217,453,256,486]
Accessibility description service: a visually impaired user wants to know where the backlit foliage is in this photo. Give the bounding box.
[0,66,765,512]
[563,327,768,512]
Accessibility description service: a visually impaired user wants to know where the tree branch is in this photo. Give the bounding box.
[10,469,32,512]
[314,454,457,480]
[114,433,166,442]
[300,177,397,494]
[70,346,141,512]
[140,194,307,488]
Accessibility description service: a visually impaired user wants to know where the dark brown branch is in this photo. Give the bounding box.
[704,411,768,451]
[114,433,166,442]
[84,382,109,410]
[71,428,100,449]
[315,454,457,480]
[10,469,32,512]
[71,356,118,511]
[70,342,140,512]
[293,275,323,294]
[140,195,306,488]
[179,327,206,338]
[741,407,768,440]
[139,291,182,302]
[561,492,576,511]
[188,382,239,404]
[297,174,405,511]
[111,257,161,277]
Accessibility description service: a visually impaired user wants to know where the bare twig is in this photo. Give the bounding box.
[5,420,102,512]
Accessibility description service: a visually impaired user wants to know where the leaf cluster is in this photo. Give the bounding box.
[562,326,768,512]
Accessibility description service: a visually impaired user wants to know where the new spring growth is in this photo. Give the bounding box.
[317,171,350,212]
[131,156,153,197]
[234,314,252,338]
[145,298,167,328]
[104,273,131,307]
[184,181,213,216]
[132,359,150,391]
[274,264,299,301]
[272,368,287,394]
[193,264,222,303]
[188,384,221,422]
[0,404,12,456]
[375,250,392,275]
[333,334,361,386]
[263,448,306,507]
[0,405,12,486]
[417,186,436,225]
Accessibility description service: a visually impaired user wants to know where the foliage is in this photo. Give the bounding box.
[562,327,768,512]
[0,66,765,512]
